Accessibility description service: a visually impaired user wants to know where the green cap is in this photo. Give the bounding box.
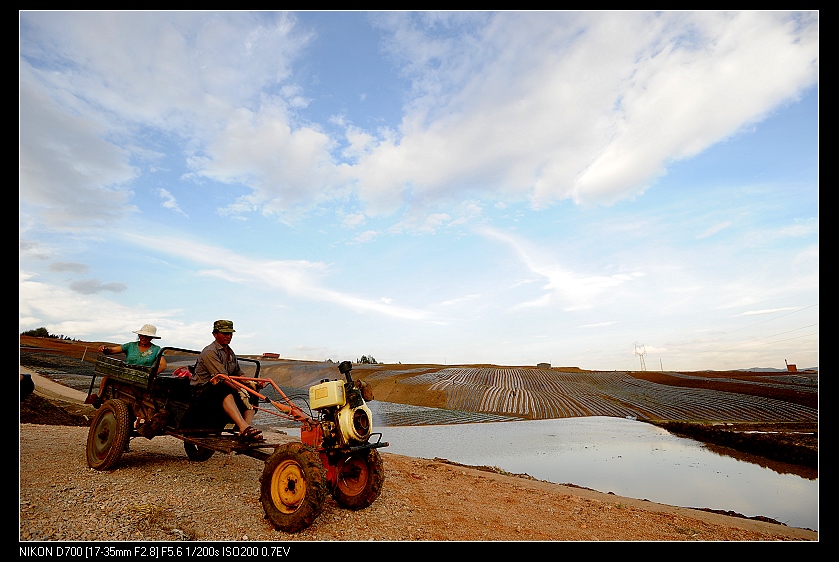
[213,320,236,333]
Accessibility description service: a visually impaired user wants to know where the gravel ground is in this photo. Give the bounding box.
[19,424,816,542]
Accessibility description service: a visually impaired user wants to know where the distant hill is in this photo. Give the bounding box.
[738,367,818,373]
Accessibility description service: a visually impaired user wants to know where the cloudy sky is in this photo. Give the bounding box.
[19,11,819,371]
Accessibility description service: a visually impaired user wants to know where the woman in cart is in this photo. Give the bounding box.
[90,324,167,406]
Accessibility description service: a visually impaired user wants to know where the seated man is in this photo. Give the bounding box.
[191,320,263,442]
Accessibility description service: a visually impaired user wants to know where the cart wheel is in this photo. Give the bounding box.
[260,442,327,533]
[86,399,132,470]
[184,442,215,462]
[332,448,385,510]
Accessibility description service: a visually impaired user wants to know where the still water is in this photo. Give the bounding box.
[374,417,818,532]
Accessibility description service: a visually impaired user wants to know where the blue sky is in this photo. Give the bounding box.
[19,11,819,371]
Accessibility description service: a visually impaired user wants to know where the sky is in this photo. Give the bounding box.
[19,11,819,371]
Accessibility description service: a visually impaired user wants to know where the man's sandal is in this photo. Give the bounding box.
[239,426,264,443]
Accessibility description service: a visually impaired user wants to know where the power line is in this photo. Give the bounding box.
[724,331,819,350]
[673,307,819,360]
[725,263,819,307]
[716,323,819,351]
[722,304,818,336]
[691,329,818,356]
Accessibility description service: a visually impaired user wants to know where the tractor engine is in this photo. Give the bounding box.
[308,361,373,447]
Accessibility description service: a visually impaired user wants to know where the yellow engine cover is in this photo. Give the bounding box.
[338,403,373,443]
[309,380,346,410]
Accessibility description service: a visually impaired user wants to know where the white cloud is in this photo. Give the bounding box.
[17,12,818,371]
[69,279,128,295]
[573,12,819,203]
[342,212,367,228]
[19,11,818,231]
[478,226,645,311]
[49,262,89,273]
[440,294,482,306]
[20,12,307,130]
[157,188,188,217]
[122,231,432,321]
[697,221,733,239]
[20,12,329,224]
[19,68,138,230]
[196,104,341,220]
[352,230,378,244]
[738,307,799,316]
[19,270,179,341]
[779,218,818,237]
[349,11,818,212]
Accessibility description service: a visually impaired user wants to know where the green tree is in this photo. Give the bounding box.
[21,327,52,338]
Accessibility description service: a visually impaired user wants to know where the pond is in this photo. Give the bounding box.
[372,416,818,532]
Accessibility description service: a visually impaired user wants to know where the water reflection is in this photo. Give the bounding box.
[375,417,818,532]
[699,441,817,480]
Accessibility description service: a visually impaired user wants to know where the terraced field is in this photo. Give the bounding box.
[366,365,818,424]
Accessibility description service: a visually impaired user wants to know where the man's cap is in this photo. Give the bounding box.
[213,320,236,333]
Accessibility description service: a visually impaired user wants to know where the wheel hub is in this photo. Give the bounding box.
[272,459,307,514]
[337,456,369,496]
[92,414,116,458]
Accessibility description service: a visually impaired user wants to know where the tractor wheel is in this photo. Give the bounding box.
[86,399,132,470]
[332,448,385,510]
[260,442,327,533]
[184,442,215,462]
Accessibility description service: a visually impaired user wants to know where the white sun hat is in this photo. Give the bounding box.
[133,324,161,339]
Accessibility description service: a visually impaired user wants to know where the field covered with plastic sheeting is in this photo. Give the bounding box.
[374,366,817,423]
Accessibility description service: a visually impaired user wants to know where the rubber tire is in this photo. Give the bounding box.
[260,442,328,533]
[332,448,385,510]
[86,399,132,470]
[184,442,215,462]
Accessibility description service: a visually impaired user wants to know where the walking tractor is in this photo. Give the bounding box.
[85,348,388,533]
